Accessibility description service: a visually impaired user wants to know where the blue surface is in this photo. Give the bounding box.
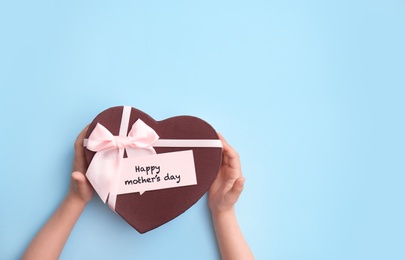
[1,1,404,259]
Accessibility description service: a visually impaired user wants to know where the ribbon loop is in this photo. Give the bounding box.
[87,123,117,152]
[126,119,159,148]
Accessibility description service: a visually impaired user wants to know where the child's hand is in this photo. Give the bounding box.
[68,126,94,204]
[22,126,95,260]
[209,134,245,215]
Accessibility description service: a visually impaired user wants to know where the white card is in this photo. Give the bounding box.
[117,150,197,195]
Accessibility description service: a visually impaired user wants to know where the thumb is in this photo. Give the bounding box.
[225,177,245,205]
[71,171,88,188]
[72,171,85,181]
[71,171,94,202]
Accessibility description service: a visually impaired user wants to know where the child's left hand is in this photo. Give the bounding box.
[209,133,245,215]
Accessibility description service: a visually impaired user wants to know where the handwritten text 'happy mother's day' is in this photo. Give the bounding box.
[124,165,181,185]
[117,150,197,194]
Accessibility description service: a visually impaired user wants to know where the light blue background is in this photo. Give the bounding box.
[1,1,404,259]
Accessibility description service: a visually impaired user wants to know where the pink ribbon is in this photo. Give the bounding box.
[85,118,159,210]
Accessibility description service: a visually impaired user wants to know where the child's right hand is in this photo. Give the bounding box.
[22,126,95,260]
[68,126,94,204]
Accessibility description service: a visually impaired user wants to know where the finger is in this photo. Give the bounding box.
[218,133,241,169]
[209,169,223,194]
[218,133,231,151]
[226,177,245,204]
[74,125,89,155]
[73,125,89,173]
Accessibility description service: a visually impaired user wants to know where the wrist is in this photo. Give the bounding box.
[211,207,236,220]
[65,191,88,209]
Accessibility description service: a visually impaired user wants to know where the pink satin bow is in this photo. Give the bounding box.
[87,120,159,152]
[85,119,159,210]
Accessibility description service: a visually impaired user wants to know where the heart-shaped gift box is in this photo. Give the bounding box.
[84,106,222,233]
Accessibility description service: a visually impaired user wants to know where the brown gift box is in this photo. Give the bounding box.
[84,106,222,233]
